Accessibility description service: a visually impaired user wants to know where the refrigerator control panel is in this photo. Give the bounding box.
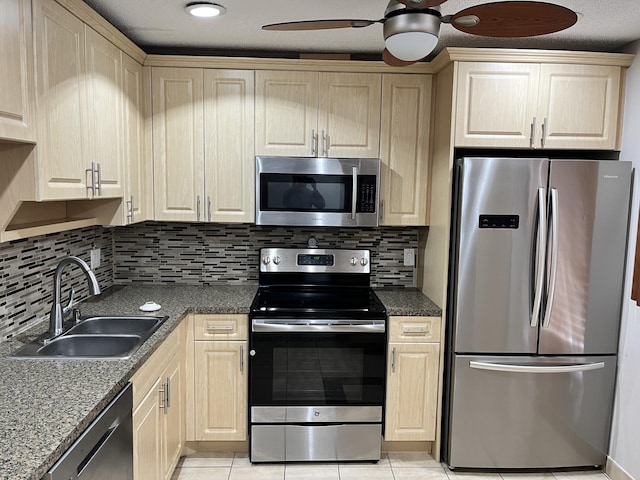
[479,215,519,229]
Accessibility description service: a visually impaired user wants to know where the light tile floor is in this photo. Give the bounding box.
[171,452,611,480]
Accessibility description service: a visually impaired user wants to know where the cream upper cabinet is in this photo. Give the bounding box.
[84,26,124,197]
[191,314,247,441]
[121,54,152,224]
[153,67,254,223]
[0,0,35,143]
[454,61,623,150]
[379,74,432,226]
[152,67,204,221]
[385,316,441,442]
[255,70,381,158]
[204,70,255,223]
[33,0,125,199]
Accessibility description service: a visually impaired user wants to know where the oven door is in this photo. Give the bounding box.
[249,319,386,407]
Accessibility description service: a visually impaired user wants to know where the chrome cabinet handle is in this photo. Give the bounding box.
[380,199,385,224]
[126,195,134,222]
[197,195,201,221]
[321,130,326,156]
[311,129,318,156]
[541,117,548,148]
[206,326,234,332]
[402,328,430,335]
[86,162,96,196]
[166,377,171,409]
[207,196,212,222]
[240,346,244,372]
[96,162,102,196]
[325,134,330,156]
[530,116,537,148]
[542,188,559,328]
[159,382,167,414]
[391,347,396,373]
[530,187,546,328]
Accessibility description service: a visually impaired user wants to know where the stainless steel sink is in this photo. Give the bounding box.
[10,315,169,359]
[66,316,164,335]
[37,334,143,358]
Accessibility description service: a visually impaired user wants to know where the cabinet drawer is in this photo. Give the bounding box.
[388,316,440,343]
[193,314,247,341]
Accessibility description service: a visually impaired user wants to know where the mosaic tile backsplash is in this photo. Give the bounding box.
[0,222,418,341]
[0,226,114,340]
[113,222,418,288]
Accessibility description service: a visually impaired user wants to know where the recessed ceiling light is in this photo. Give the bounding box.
[185,2,226,18]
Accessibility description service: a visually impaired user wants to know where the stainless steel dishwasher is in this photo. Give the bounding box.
[43,383,133,480]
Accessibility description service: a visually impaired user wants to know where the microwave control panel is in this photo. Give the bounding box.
[357,176,377,213]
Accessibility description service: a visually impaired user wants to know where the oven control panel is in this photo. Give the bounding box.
[260,248,370,274]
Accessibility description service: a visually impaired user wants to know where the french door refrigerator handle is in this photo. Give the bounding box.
[531,187,547,327]
[542,188,559,328]
[351,166,358,220]
[469,361,605,374]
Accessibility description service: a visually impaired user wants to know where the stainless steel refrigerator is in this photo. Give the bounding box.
[443,157,632,469]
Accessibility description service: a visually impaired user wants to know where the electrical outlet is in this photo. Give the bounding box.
[403,248,415,267]
[90,248,101,270]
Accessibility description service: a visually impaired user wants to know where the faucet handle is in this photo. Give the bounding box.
[62,288,76,316]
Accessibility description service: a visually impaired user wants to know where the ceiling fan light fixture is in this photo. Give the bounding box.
[185,2,226,18]
[383,11,441,61]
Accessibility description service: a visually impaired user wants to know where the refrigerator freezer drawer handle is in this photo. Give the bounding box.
[469,361,605,374]
[531,187,547,328]
[542,188,559,328]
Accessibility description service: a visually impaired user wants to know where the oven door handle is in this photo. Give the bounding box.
[251,320,385,333]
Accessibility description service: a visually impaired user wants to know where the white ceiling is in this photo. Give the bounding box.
[82,0,640,59]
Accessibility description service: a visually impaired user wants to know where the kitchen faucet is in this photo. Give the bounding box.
[49,256,101,338]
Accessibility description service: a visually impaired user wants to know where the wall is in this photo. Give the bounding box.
[113,222,419,288]
[0,226,114,340]
[609,40,640,480]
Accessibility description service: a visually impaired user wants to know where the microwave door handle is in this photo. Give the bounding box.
[351,166,358,220]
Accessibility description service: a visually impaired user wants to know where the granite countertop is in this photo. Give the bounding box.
[0,284,440,480]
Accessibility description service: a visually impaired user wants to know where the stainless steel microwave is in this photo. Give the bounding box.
[255,156,380,227]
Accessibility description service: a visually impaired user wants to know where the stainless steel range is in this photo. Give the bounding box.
[249,247,387,463]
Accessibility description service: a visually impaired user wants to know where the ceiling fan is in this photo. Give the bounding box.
[262,0,578,66]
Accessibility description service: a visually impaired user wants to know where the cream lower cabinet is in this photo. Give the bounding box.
[0,0,35,142]
[385,316,441,441]
[454,61,623,150]
[152,68,254,222]
[132,322,185,480]
[191,314,248,441]
[255,70,381,158]
[379,74,432,226]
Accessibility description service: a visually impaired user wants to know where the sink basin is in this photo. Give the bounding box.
[37,335,143,358]
[9,315,169,359]
[66,316,165,335]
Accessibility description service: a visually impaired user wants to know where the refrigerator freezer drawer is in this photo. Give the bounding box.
[446,354,616,469]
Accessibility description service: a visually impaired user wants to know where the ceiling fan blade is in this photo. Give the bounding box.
[448,1,577,37]
[382,48,421,66]
[262,19,379,31]
[396,0,447,8]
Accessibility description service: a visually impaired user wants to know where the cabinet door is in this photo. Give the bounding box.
[133,376,163,480]
[454,62,540,148]
[85,26,124,198]
[152,67,204,221]
[255,70,318,157]
[537,64,621,150]
[34,0,88,200]
[121,53,151,223]
[162,351,184,480]
[385,342,440,441]
[318,72,381,158]
[379,74,432,226]
[0,0,35,142]
[204,70,255,223]
[194,341,247,440]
